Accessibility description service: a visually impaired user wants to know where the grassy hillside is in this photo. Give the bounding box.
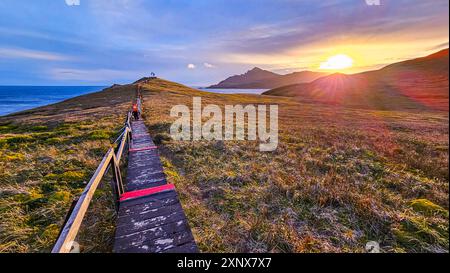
[0,85,136,252]
[0,78,448,253]
[264,49,449,111]
[139,78,448,253]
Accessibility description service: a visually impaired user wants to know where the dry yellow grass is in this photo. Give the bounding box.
[0,85,136,252]
[0,78,448,253]
[140,78,448,253]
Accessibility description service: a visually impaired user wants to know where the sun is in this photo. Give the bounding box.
[319,54,354,70]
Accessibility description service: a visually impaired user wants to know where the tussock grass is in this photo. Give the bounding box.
[140,78,448,253]
[0,84,136,252]
[0,78,447,253]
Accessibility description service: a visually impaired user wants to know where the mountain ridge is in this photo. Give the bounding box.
[208,67,328,89]
[263,48,449,111]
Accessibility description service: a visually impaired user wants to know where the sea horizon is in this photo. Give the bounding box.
[0,85,269,117]
[0,85,107,116]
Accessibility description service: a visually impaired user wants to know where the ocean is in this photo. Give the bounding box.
[0,86,107,116]
[0,86,268,117]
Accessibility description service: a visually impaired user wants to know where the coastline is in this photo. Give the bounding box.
[0,86,108,117]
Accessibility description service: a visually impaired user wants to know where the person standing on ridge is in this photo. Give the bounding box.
[132,102,139,120]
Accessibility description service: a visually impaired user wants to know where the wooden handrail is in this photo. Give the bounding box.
[52,112,132,253]
[52,148,114,253]
[116,126,130,162]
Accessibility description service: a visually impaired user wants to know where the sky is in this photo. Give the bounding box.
[0,0,448,86]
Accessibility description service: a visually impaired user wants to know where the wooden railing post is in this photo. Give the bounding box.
[110,122,130,210]
[110,153,124,211]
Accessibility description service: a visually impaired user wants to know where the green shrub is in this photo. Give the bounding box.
[49,191,71,203]
[6,135,34,144]
[88,130,111,140]
[41,224,60,239]
[5,152,25,161]
[45,137,65,145]
[409,199,449,217]
[30,125,48,132]
[40,182,58,193]
[393,216,449,251]
[61,171,86,182]
[54,129,73,137]
[22,191,48,210]
[44,171,86,183]
[0,124,18,132]
[44,173,59,181]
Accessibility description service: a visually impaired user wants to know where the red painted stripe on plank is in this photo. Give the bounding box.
[120,184,175,202]
[129,146,157,152]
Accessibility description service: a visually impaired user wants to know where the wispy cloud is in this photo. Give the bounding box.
[50,68,143,82]
[0,0,448,85]
[0,48,70,61]
[219,1,448,55]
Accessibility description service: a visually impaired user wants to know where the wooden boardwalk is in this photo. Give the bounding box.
[113,119,198,253]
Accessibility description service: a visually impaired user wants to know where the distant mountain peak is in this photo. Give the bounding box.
[208,67,327,89]
[249,67,264,72]
[243,67,277,76]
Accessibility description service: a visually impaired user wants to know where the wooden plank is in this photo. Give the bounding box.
[114,218,190,247]
[125,148,167,191]
[116,230,195,253]
[113,104,198,253]
[128,153,162,166]
[118,196,180,219]
[115,210,186,235]
[162,242,199,253]
[129,146,157,152]
[126,179,167,192]
[52,148,114,253]
[117,201,182,225]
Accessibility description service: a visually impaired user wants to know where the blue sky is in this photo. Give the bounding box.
[0,0,448,86]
